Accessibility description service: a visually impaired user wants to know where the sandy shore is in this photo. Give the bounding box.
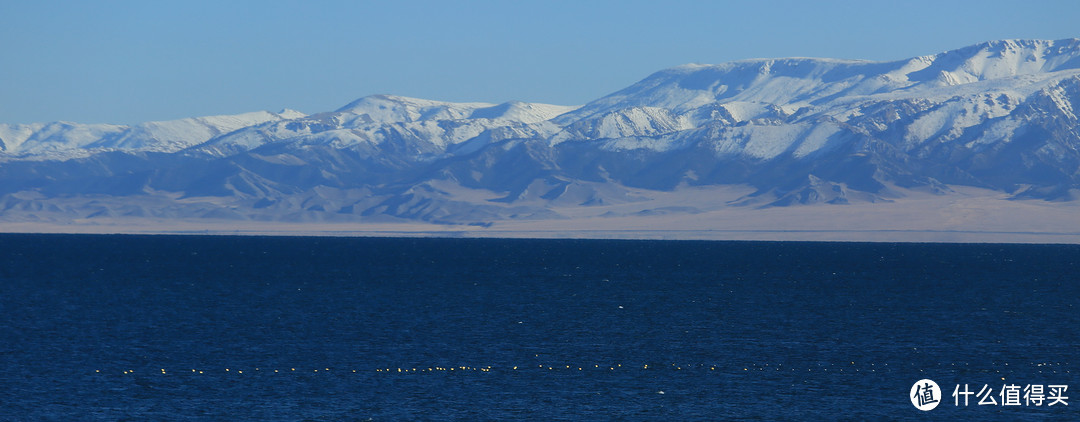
[3,185,1078,244]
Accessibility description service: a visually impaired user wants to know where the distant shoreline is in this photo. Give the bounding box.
[4,184,1078,244]
[3,223,1079,244]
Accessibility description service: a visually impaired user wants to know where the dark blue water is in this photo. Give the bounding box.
[0,235,1077,420]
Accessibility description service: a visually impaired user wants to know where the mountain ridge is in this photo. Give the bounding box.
[1,38,1079,233]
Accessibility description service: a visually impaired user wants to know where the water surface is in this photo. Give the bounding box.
[0,235,1076,419]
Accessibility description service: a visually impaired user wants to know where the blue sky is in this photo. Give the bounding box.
[2,0,1078,124]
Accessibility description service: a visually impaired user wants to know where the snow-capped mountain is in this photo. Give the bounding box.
[0,109,306,159]
[189,95,576,158]
[1,38,1079,227]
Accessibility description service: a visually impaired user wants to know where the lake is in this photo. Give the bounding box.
[0,235,1076,420]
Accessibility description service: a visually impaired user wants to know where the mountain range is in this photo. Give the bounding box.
[2,38,1079,240]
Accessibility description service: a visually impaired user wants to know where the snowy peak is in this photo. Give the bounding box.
[334,95,494,124]
[191,96,576,157]
[555,57,895,124]
[0,121,126,159]
[334,95,576,125]
[0,110,306,159]
[558,38,1080,126]
[904,38,1080,86]
[104,110,308,150]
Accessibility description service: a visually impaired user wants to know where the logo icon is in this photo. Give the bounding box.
[911,379,941,411]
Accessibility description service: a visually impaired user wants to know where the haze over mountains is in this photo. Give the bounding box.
[2,39,1079,240]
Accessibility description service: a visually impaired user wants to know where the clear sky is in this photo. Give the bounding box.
[2,0,1078,125]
